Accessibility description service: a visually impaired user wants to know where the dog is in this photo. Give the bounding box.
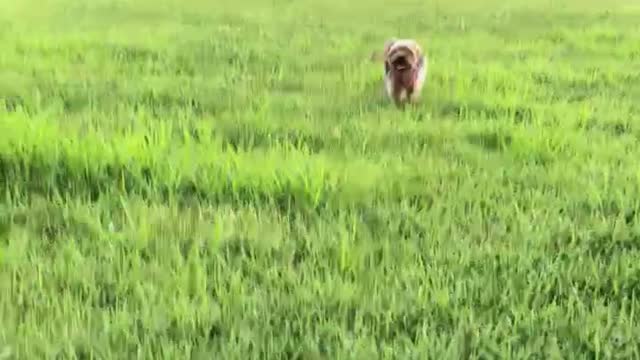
[372,38,428,107]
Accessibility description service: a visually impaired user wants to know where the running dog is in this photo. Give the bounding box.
[372,38,428,107]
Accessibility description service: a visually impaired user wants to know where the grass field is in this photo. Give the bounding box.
[1,0,640,358]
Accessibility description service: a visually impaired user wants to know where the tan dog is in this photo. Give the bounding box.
[372,38,428,107]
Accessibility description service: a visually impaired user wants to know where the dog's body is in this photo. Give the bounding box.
[378,38,428,107]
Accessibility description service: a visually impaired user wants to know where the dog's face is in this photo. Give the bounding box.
[384,39,421,72]
[379,38,428,107]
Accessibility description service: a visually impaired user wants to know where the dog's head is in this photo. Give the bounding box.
[384,39,422,72]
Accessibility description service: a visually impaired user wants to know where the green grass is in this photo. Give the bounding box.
[1,0,640,358]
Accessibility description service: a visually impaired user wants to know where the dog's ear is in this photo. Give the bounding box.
[383,38,397,57]
[413,42,424,58]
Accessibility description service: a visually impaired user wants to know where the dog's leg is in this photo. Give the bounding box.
[393,86,409,109]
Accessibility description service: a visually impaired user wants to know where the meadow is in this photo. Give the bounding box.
[1,0,640,358]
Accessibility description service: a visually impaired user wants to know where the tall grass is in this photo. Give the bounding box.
[1,0,640,358]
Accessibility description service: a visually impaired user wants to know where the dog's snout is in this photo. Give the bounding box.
[392,56,410,70]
